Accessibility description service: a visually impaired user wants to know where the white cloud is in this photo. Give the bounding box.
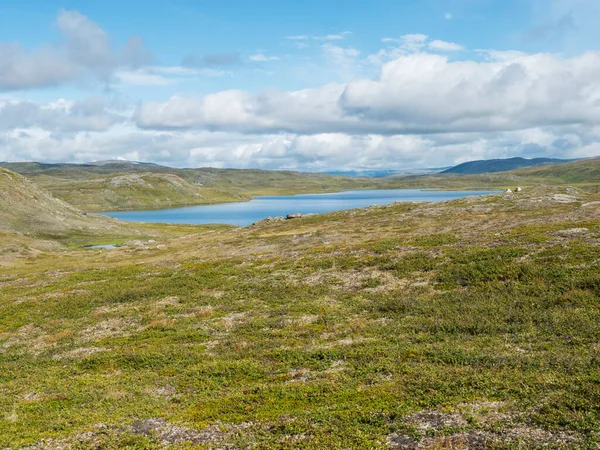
[286,32,351,42]
[0,10,151,90]
[444,12,453,20]
[249,53,280,62]
[428,40,465,51]
[0,97,124,132]
[116,65,232,85]
[381,34,429,53]
[318,31,352,41]
[136,51,600,138]
[321,44,360,65]
[116,70,174,86]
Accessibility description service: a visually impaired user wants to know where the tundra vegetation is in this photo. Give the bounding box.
[0,160,599,449]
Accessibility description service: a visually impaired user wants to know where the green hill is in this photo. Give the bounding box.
[513,157,600,183]
[32,172,242,212]
[442,157,572,175]
[0,168,122,238]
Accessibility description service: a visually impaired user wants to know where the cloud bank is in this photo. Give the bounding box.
[2,7,600,170]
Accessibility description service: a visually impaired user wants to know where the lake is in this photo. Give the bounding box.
[102,189,497,226]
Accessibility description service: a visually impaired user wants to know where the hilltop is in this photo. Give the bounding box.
[34,172,241,212]
[441,157,572,175]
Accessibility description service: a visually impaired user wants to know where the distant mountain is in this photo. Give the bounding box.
[442,157,575,175]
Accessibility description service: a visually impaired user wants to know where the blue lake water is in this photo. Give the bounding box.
[102,189,497,226]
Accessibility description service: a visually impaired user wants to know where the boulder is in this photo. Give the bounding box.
[286,213,302,220]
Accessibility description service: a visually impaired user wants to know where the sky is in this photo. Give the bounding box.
[1,0,600,171]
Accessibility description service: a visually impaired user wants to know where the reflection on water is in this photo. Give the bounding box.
[86,244,118,249]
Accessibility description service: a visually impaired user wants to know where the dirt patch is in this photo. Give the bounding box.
[79,318,142,343]
[554,228,589,237]
[131,418,223,445]
[403,410,467,432]
[283,314,320,326]
[388,403,582,449]
[52,346,110,360]
[38,289,90,300]
[24,419,253,449]
[551,194,578,203]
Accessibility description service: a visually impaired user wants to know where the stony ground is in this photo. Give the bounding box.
[1,186,599,449]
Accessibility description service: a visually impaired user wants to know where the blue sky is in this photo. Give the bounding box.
[1,0,600,170]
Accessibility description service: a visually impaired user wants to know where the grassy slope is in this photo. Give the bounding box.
[32,172,242,212]
[1,185,599,448]
[0,168,121,238]
[0,168,226,259]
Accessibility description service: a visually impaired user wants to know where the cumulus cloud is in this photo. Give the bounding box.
[115,65,231,86]
[286,32,351,41]
[428,40,464,51]
[0,97,124,132]
[0,10,151,90]
[321,44,360,65]
[381,35,464,53]
[286,35,310,40]
[135,51,600,136]
[249,53,280,62]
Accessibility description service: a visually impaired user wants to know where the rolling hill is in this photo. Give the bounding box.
[0,168,123,238]
[442,157,572,175]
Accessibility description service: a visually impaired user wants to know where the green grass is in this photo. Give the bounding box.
[1,185,599,448]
